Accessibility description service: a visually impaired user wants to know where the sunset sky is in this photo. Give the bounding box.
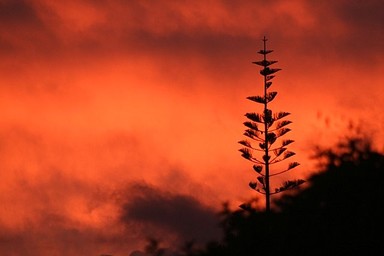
[1,0,383,255]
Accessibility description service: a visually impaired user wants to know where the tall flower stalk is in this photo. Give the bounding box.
[239,37,304,212]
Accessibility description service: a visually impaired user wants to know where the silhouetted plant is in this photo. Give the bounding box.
[128,135,384,256]
[144,238,166,256]
[239,37,304,212]
[194,135,384,256]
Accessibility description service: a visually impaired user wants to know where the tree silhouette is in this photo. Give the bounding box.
[128,134,384,256]
[144,238,166,256]
[239,37,303,212]
[273,135,384,254]
[194,135,384,256]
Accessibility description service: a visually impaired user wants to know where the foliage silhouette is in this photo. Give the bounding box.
[193,135,384,256]
[130,135,384,256]
[144,238,166,256]
[239,37,303,212]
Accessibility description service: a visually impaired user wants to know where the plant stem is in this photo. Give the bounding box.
[263,36,271,213]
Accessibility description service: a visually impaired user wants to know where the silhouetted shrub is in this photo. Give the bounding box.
[196,136,384,256]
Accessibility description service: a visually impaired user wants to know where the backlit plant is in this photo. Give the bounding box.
[239,37,304,212]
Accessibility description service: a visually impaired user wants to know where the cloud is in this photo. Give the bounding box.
[2,0,382,80]
[0,0,41,33]
[120,182,221,245]
[0,125,223,254]
[0,166,221,255]
[0,170,133,255]
[0,0,59,58]
[0,1,383,255]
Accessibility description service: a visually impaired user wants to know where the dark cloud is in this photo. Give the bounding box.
[0,125,222,254]
[335,0,384,63]
[1,0,382,69]
[0,0,39,26]
[0,176,221,255]
[335,0,384,31]
[289,0,384,65]
[120,182,221,245]
[0,0,57,57]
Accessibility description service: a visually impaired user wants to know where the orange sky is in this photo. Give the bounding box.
[0,0,383,255]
